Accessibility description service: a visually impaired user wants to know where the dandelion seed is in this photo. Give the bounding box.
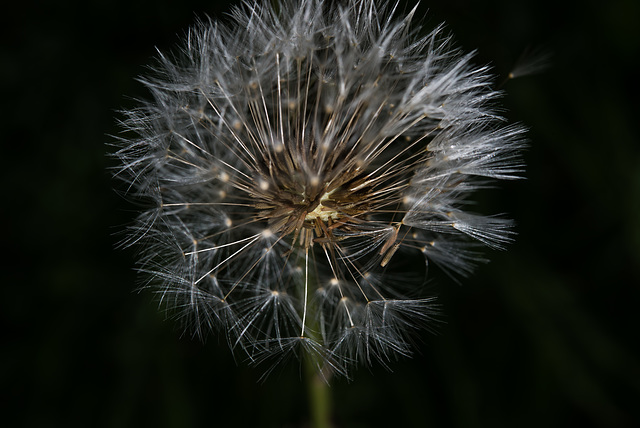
[114,0,525,378]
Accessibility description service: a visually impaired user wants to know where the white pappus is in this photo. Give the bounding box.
[114,0,526,378]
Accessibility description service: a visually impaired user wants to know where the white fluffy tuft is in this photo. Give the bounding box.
[114,0,525,378]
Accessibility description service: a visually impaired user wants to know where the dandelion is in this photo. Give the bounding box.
[114,0,525,379]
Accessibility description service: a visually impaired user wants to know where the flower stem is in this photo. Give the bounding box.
[299,247,332,428]
[304,353,332,428]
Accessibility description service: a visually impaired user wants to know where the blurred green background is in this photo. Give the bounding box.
[2,0,639,426]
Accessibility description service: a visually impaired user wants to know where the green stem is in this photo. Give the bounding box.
[298,247,332,428]
[304,353,332,428]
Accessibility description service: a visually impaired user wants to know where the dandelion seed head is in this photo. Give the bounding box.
[114,0,525,378]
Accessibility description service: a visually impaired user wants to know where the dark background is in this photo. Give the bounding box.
[3,0,639,426]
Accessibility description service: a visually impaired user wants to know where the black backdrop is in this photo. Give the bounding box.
[3,0,639,426]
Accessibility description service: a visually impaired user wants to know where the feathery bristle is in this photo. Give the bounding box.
[114,0,525,378]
